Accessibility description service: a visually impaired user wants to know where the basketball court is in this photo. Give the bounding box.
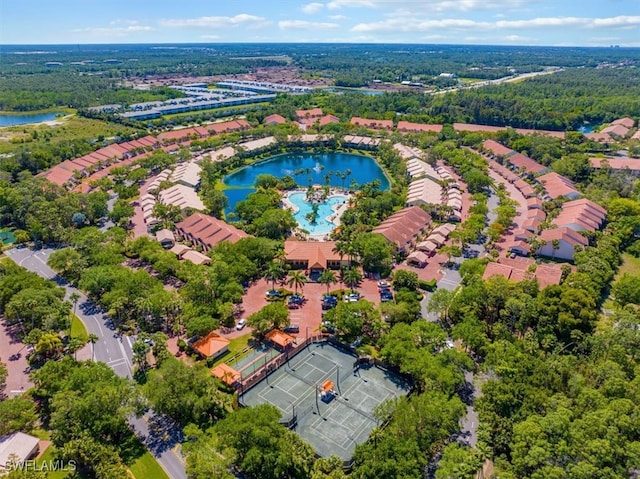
[241,341,410,459]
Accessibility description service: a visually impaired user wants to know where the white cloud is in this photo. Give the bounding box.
[159,14,268,28]
[72,25,153,36]
[352,15,640,34]
[302,2,324,14]
[278,20,340,30]
[329,14,347,20]
[327,0,532,12]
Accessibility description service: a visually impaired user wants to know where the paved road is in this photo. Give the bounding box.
[5,247,187,479]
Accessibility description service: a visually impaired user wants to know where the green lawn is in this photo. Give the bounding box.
[213,332,253,367]
[36,441,169,479]
[615,253,640,278]
[128,450,170,479]
[70,315,88,342]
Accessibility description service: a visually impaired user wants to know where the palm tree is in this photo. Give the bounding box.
[551,239,560,260]
[318,269,338,295]
[88,334,99,361]
[342,267,363,293]
[287,271,307,295]
[69,292,80,338]
[264,262,286,291]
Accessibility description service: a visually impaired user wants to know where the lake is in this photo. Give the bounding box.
[0,112,62,127]
[223,151,390,216]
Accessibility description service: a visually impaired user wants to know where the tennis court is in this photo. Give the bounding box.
[241,341,410,459]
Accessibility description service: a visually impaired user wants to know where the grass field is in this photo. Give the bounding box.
[128,449,170,479]
[0,115,141,155]
[70,315,88,342]
[599,253,640,330]
[36,441,169,479]
[213,332,252,367]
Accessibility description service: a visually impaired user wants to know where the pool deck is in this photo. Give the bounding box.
[282,189,352,241]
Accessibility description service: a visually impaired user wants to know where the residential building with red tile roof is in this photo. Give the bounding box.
[526,197,544,210]
[318,114,340,126]
[176,213,249,251]
[482,140,513,157]
[553,198,606,232]
[514,179,536,198]
[527,209,546,222]
[397,121,443,133]
[350,117,394,130]
[182,250,212,265]
[600,123,630,138]
[192,332,229,358]
[522,218,542,233]
[508,153,548,176]
[283,241,346,271]
[590,157,640,174]
[612,117,635,129]
[453,123,564,138]
[538,227,588,261]
[483,261,563,288]
[295,108,323,120]
[264,113,287,125]
[372,206,431,253]
[537,172,581,200]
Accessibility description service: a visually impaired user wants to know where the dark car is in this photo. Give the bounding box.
[380,291,394,302]
[284,323,300,333]
[266,290,282,298]
[322,295,338,310]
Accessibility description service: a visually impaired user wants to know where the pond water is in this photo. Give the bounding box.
[578,124,597,134]
[0,112,62,127]
[223,151,390,216]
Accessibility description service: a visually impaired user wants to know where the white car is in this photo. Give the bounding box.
[236,319,247,330]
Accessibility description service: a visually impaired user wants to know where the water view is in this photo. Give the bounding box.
[0,112,62,127]
[223,151,389,216]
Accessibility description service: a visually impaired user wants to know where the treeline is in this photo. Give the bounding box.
[0,73,183,111]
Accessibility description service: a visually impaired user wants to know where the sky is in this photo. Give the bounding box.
[1,0,639,46]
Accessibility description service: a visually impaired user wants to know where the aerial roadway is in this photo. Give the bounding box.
[5,247,188,479]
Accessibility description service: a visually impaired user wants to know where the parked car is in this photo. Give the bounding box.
[321,320,335,333]
[380,291,394,302]
[265,290,281,298]
[236,318,247,330]
[284,323,299,333]
[377,281,390,289]
[322,295,338,310]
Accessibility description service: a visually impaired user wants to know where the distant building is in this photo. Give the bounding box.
[264,113,287,125]
[159,184,206,211]
[397,121,442,134]
[350,117,394,130]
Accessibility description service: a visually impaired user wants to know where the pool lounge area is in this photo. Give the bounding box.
[283,190,350,238]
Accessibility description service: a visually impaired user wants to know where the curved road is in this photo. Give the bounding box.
[5,247,187,479]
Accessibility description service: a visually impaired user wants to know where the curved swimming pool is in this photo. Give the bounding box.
[287,192,348,236]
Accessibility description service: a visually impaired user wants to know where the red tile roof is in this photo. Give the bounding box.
[590,157,640,171]
[601,124,630,138]
[526,197,543,209]
[612,117,635,128]
[318,114,340,126]
[284,241,342,269]
[508,153,547,175]
[540,227,588,247]
[537,172,580,200]
[211,363,241,385]
[397,121,443,133]
[351,117,394,130]
[176,213,249,250]
[553,198,606,232]
[192,332,229,358]
[295,108,323,119]
[483,261,563,288]
[483,140,513,157]
[373,206,431,250]
[266,330,295,349]
[264,114,287,125]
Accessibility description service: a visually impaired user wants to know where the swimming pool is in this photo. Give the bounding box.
[287,192,348,236]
